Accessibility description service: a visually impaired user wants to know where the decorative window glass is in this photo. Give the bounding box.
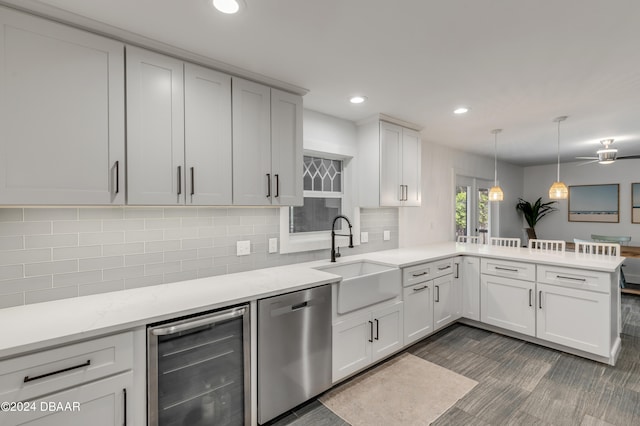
[290,156,343,233]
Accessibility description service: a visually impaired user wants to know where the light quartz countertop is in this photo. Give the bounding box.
[0,242,624,359]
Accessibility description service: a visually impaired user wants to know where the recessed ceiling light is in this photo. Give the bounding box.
[453,107,470,114]
[213,0,241,14]
[350,96,367,104]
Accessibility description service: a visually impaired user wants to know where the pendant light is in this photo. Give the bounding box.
[549,116,569,199]
[488,129,504,201]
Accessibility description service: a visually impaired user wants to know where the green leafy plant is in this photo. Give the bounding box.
[515,197,557,237]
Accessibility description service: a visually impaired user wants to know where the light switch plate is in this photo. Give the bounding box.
[383,230,391,241]
[236,240,251,256]
[360,232,369,243]
[268,238,278,253]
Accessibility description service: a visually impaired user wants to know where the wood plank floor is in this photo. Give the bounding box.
[267,294,640,426]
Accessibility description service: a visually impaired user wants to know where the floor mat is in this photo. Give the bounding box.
[319,353,477,426]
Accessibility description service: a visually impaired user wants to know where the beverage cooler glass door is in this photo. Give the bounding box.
[147,305,250,426]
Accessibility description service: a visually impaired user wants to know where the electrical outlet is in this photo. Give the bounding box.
[236,240,251,256]
[383,230,391,241]
[268,238,278,253]
[360,232,369,243]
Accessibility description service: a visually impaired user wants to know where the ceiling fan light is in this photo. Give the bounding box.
[488,185,504,201]
[549,181,568,199]
[598,159,615,165]
[597,149,617,163]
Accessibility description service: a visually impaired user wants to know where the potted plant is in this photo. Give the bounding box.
[515,197,557,241]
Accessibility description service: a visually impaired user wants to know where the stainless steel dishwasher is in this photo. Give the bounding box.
[258,285,332,424]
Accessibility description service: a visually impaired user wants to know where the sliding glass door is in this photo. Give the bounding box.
[455,176,492,243]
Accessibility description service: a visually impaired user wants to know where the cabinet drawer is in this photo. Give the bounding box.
[403,258,453,287]
[481,258,535,282]
[0,332,133,402]
[537,264,612,294]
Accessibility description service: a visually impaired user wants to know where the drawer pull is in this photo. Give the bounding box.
[24,359,91,383]
[438,265,451,271]
[495,266,519,272]
[413,285,428,292]
[412,272,428,277]
[556,275,587,282]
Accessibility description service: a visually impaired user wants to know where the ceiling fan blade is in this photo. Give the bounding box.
[575,156,598,160]
[616,155,640,160]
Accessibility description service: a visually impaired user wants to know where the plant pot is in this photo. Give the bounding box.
[525,228,537,245]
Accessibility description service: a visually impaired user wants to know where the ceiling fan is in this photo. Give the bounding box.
[575,139,640,165]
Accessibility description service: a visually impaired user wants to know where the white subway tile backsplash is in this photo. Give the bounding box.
[26,234,78,249]
[0,236,24,251]
[79,208,124,220]
[0,222,51,237]
[0,207,397,309]
[103,219,145,231]
[53,245,101,261]
[53,220,101,234]
[125,253,163,266]
[1,275,51,294]
[0,209,23,222]
[102,242,144,256]
[25,260,77,277]
[1,249,51,266]
[25,285,77,305]
[103,265,144,281]
[53,271,102,287]
[78,279,124,296]
[79,256,123,271]
[0,264,23,281]
[24,208,77,221]
[0,292,24,309]
[79,232,124,246]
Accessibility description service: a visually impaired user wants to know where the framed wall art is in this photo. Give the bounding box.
[568,184,619,223]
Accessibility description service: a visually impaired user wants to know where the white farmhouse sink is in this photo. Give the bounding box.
[316,260,401,314]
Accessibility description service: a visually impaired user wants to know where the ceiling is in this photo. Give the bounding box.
[11,0,640,166]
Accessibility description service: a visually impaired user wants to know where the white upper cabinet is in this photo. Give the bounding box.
[0,7,125,205]
[184,63,232,205]
[232,78,303,206]
[358,118,422,207]
[126,46,185,205]
[270,89,303,206]
[127,47,234,206]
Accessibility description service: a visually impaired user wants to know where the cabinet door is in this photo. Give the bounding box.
[0,8,124,205]
[403,283,433,345]
[433,275,455,331]
[537,283,610,357]
[379,122,402,206]
[184,63,232,205]
[461,257,481,321]
[232,78,272,205]
[332,312,372,383]
[401,128,421,206]
[481,274,535,337]
[372,303,404,362]
[270,89,303,206]
[3,372,132,426]
[126,46,185,205]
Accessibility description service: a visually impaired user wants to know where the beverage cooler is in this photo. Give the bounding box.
[147,305,250,425]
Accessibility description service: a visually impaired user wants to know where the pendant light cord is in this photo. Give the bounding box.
[556,120,561,181]
[494,132,498,185]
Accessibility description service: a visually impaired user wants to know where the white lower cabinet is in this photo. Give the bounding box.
[460,256,481,321]
[332,302,403,382]
[481,274,536,337]
[537,283,610,357]
[403,282,433,345]
[3,372,132,426]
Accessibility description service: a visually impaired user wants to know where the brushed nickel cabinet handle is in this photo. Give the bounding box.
[435,285,440,302]
[374,319,379,340]
[455,263,460,278]
[412,271,427,277]
[495,266,519,272]
[177,166,182,195]
[539,290,543,309]
[115,161,119,194]
[529,289,532,307]
[413,285,428,292]
[275,174,279,198]
[368,320,373,343]
[556,275,586,282]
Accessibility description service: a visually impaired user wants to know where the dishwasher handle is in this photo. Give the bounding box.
[150,307,246,336]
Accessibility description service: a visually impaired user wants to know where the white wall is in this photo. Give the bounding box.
[523,159,640,282]
[400,140,524,247]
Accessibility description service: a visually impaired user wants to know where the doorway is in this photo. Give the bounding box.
[455,176,493,243]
